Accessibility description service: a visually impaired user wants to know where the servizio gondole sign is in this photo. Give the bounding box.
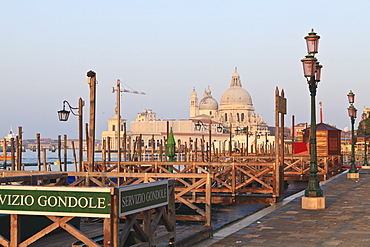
[0,180,169,218]
[118,180,168,217]
[0,186,112,218]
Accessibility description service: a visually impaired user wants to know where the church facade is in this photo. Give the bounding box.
[190,68,269,135]
[101,68,270,153]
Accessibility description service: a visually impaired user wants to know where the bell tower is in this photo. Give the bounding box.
[189,87,199,118]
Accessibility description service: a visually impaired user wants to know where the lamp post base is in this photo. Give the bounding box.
[347,172,360,178]
[302,196,325,210]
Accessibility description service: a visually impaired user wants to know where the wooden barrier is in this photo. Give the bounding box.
[85,161,276,203]
[216,155,342,181]
[0,177,176,247]
[72,171,213,226]
[79,155,341,204]
[0,171,213,226]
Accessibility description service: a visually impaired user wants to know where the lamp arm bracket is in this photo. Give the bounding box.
[63,100,80,117]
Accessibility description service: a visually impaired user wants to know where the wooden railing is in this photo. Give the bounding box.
[0,174,177,247]
[89,161,276,200]
[213,155,342,181]
[0,170,213,226]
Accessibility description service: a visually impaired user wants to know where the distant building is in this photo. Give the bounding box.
[190,68,269,135]
[23,138,56,150]
[101,69,271,152]
[292,123,308,141]
[101,114,126,150]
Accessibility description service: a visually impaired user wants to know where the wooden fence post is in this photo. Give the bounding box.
[2,138,6,169]
[37,133,41,171]
[205,173,212,227]
[111,192,119,247]
[10,137,15,171]
[168,180,176,245]
[16,136,20,171]
[43,148,47,172]
[10,214,20,247]
[63,135,67,171]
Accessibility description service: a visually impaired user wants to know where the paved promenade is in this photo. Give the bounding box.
[192,169,370,247]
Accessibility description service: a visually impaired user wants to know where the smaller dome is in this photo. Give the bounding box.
[199,97,218,110]
[199,86,218,110]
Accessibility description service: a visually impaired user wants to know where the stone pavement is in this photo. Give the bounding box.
[192,169,370,247]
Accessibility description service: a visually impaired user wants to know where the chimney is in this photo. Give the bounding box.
[319,102,323,123]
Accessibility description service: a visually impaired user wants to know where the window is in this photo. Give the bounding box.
[241,113,245,121]
[112,125,115,131]
[225,113,227,122]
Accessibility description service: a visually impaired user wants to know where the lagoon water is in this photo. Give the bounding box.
[1,149,175,171]
[1,149,104,172]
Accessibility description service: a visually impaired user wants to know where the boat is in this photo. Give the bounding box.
[0,127,16,152]
[0,155,12,160]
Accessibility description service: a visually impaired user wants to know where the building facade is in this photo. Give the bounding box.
[102,69,270,153]
[190,68,269,135]
[101,114,126,150]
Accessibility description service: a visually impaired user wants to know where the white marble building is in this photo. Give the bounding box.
[190,68,268,135]
[102,69,270,153]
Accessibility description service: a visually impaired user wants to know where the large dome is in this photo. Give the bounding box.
[220,87,252,106]
[220,69,253,106]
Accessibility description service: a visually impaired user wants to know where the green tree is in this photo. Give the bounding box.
[356,114,370,135]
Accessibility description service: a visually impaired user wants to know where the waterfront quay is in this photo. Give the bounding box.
[193,169,370,247]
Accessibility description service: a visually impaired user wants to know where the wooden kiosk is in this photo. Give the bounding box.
[301,123,342,156]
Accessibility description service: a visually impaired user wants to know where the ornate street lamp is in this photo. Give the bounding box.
[58,100,78,121]
[347,92,358,177]
[58,98,84,172]
[362,112,368,167]
[348,90,355,104]
[194,120,223,161]
[301,29,324,209]
[194,120,223,133]
[194,120,203,131]
[216,124,223,133]
[58,104,70,121]
[305,29,320,54]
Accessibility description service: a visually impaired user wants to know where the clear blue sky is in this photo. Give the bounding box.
[1,0,369,139]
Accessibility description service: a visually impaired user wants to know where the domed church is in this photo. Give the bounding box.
[190,68,268,133]
[102,68,269,153]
